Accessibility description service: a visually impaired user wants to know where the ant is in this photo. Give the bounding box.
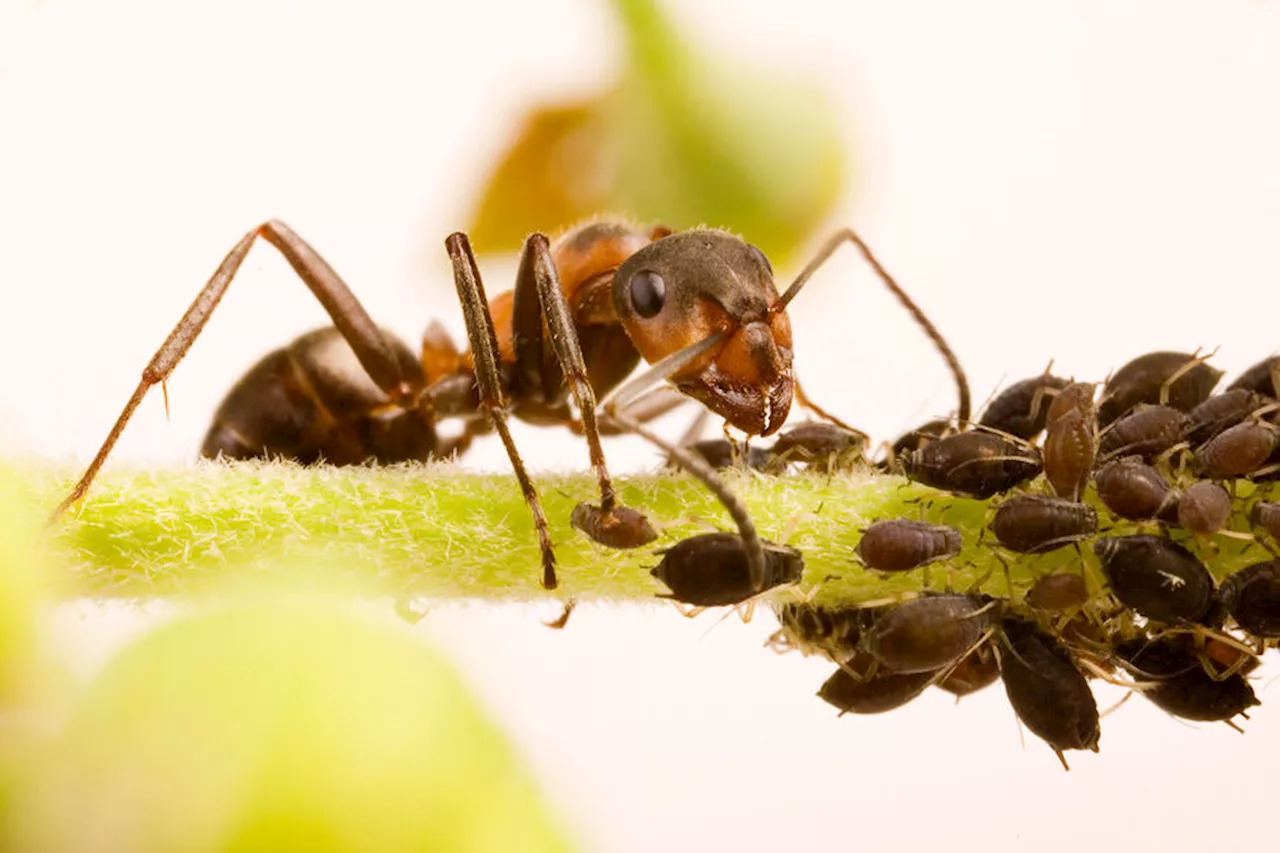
[51,218,970,592]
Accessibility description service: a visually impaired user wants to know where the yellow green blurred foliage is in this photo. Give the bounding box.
[6,598,571,853]
[468,0,847,267]
[0,466,45,705]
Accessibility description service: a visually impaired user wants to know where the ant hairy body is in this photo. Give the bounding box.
[52,218,970,592]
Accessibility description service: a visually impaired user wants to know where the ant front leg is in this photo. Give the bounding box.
[777,228,972,426]
[514,234,658,550]
[52,220,416,520]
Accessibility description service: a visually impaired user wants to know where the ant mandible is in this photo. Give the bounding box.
[52,218,970,591]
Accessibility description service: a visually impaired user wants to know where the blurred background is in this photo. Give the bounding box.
[2,0,1280,850]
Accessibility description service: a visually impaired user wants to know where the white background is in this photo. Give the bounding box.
[3,0,1280,850]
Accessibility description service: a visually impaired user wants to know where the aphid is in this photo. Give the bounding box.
[650,532,804,607]
[1116,636,1259,724]
[1046,381,1096,423]
[1252,501,1280,543]
[978,372,1069,440]
[1025,572,1089,611]
[1184,389,1271,446]
[1097,404,1186,462]
[999,618,1100,770]
[1097,351,1223,426]
[1093,535,1215,624]
[1194,419,1280,479]
[1175,481,1232,538]
[52,221,971,592]
[903,432,1042,499]
[766,422,868,473]
[1217,560,1280,638]
[1094,457,1179,522]
[936,647,1001,698]
[854,519,962,573]
[1226,354,1280,398]
[818,655,938,715]
[770,603,876,660]
[864,594,1000,674]
[1042,382,1096,502]
[989,495,1097,554]
[675,438,771,472]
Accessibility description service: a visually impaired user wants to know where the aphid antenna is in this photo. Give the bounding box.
[1097,690,1135,720]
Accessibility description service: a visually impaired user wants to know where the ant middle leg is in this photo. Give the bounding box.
[446,232,561,590]
[775,227,972,425]
[53,220,418,520]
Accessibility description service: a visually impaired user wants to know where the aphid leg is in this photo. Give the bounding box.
[543,600,577,630]
[515,234,658,550]
[1157,348,1218,407]
[604,404,770,592]
[775,227,971,424]
[446,232,559,590]
[53,220,418,520]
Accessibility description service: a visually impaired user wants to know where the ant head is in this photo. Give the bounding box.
[613,230,794,436]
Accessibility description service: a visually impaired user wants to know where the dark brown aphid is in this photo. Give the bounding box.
[1025,572,1089,611]
[1093,535,1215,624]
[1195,420,1280,478]
[936,647,1002,698]
[570,504,658,549]
[999,618,1100,770]
[903,432,1042,499]
[1097,351,1223,426]
[1184,389,1271,446]
[676,438,771,472]
[978,373,1069,440]
[888,418,952,461]
[1094,457,1180,522]
[54,221,971,594]
[864,594,999,674]
[818,655,938,715]
[855,519,962,573]
[771,603,877,660]
[1226,354,1280,398]
[1042,382,1096,502]
[990,495,1097,554]
[650,532,804,606]
[1253,501,1280,542]
[767,422,867,473]
[1097,404,1186,462]
[1218,560,1280,638]
[1116,636,1259,723]
[1176,481,1232,538]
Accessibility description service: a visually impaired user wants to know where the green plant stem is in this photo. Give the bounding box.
[21,461,1273,605]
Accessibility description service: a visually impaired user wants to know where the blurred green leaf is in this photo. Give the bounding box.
[7,597,571,853]
[468,0,848,266]
[0,467,44,705]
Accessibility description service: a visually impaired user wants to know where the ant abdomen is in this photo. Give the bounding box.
[202,327,437,465]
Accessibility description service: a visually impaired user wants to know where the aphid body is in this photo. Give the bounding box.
[855,519,962,573]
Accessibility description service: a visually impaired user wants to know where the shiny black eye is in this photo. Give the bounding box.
[629,270,666,318]
[750,245,772,275]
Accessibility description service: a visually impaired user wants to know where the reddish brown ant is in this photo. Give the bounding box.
[49,220,971,592]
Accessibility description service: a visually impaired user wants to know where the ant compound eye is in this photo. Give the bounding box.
[629,270,666,318]
[750,245,772,276]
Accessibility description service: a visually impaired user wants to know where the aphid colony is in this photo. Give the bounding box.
[659,350,1280,769]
